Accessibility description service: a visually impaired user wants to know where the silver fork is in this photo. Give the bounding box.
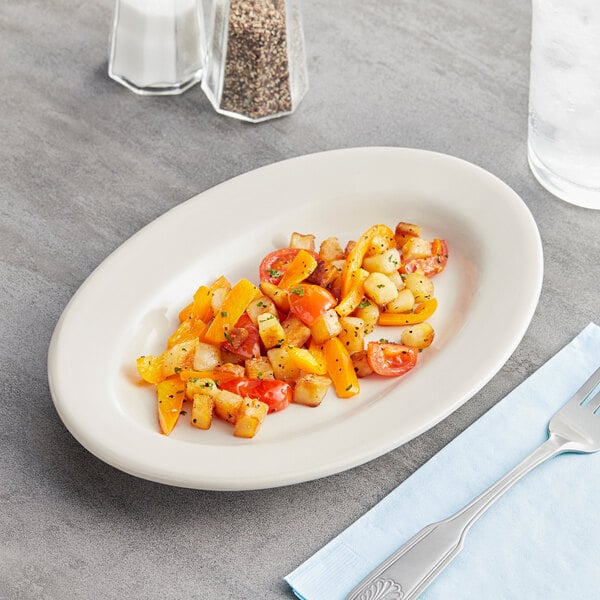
[347,365,600,600]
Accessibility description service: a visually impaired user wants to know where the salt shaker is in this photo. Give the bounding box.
[202,0,308,122]
[108,0,205,95]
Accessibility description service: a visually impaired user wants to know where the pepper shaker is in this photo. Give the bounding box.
[202,0,308,122]
[108,0,205,95]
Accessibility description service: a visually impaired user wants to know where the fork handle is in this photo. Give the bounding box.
[346,435,567,600]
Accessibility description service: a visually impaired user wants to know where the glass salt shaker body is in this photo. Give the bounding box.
[108,0,205,95]
[202,0,308,122]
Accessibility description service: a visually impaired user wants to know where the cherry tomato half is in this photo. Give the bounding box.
[402,239,449,277]
[259,248,321,285]
[366,342,418,377]
[288,284,337,326]
[221,313,260,359]
[219,377,292,413]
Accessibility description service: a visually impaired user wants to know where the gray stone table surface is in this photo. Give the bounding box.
[1,1,599,598]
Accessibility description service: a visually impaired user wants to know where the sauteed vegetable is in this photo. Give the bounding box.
[136,221,448,438]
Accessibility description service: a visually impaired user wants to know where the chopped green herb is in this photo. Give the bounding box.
[174,367,182,373]
[290,286,305,296]
[358,300,371,308]
[221,311,228,317]
[268,269,282,278]
[376,283,385,288]
[224,332,232,343]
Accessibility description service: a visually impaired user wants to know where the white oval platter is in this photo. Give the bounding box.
[48,147,543,490]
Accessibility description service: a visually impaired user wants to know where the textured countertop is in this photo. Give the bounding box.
[1,1,599,598]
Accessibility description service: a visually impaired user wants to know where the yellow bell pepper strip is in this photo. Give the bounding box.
[179,284,213,323]
[136,354,164,384]
[156,377,186,435]
[378,297,438,326]
[340,224,395,298]
[277,249,318,290]
[259,280,290,312]
[335,268,369,317]
[322,337,360,398]
[204,278,259,344]
[167,317,208,348]
[308,340,327,375]
[179,275,231,322]
[288,347,327,375]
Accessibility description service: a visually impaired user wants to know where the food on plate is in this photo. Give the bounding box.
[136,222,449,438]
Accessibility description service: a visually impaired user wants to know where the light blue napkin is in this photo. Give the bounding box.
[286,323,600,600]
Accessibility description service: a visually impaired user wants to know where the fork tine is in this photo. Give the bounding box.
[571,365,600,407]
[584,386,600,414]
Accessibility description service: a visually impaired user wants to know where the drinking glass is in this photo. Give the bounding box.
[527,0,600,209]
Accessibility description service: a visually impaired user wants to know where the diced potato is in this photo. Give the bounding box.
[387,270,405,290]
[404,272,434,303]
[191,394,214,429]
[310,308,342,344]
[338,316,365,355]
[245,357,275,380]
[161,339,198,377]
[331,259,346,274]
[257,313,286,349]
[352,300,379,334]
[362,248,401,274]
[185,377,218,401]
[233,398,268,438]
[282,315,311,348]
[401,322,435,349]
[385,288,415,314]
[394,221,422,248]
[214,362,246,378]
[267,347,303,381]
[193,342,221,371]
[259,281,290,312]
[363,272,399,306]
[246,296,278,325]
[402,237,432,261]
[327,259,346,298]
[306,261,339,288]
[351,350,374,378]
[213,389,244,423]
[293,374,332,407]
[319,236,344,261]
[365,233,393,257]
[210,286,229,315]
[290,232,315,251]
